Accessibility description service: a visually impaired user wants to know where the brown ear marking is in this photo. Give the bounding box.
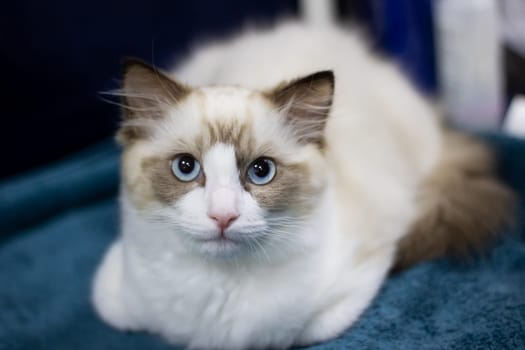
[392,130,516,272]
[266,71,335,146]
[116,57,191,145]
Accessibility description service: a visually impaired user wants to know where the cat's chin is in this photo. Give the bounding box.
[192,237,246,259]
[187,230,270,260]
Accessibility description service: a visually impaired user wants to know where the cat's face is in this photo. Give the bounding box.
[117,59,334,261]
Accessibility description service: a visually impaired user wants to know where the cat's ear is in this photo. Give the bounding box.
[116,58,191,145]
[266,71,334,146]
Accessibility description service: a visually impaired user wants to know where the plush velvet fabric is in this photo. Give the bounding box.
[0,135,524,350]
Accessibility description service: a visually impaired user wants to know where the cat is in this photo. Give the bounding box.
[92,22,513,349]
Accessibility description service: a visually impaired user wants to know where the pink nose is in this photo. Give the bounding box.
[208,212,239,231]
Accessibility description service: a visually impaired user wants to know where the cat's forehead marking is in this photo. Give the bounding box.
[151,84,283,170]
[201,118,253,149]
[187,86,262,162]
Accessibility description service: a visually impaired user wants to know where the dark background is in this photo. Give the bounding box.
[1,0,523,179]
[0,1,299,179]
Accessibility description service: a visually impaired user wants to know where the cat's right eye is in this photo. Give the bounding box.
[171,154,201,182]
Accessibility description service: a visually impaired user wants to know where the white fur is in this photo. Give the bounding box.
[93,22,442,349]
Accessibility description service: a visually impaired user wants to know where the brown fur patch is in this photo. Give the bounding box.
[393,129,515,271]
[200,118,256,163]
[246,161,315,212]
[265,71,334,147]
[117,58,191,145]
[141,156,204,204]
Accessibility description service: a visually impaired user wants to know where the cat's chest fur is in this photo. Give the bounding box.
[125,240,321,348]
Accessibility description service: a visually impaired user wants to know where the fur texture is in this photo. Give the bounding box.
[393,129,515,270]
[92,22,513,349]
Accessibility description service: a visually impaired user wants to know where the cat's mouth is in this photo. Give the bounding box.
[190,228,268,258]
[195,226,263,244]
[192,229,244,246]
[198,235,238,244]
[192,234,245,258]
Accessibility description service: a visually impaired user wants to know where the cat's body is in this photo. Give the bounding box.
[93,23,512,349]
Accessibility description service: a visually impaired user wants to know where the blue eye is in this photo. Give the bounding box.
[171,154,201,182]
[247,158,276,185]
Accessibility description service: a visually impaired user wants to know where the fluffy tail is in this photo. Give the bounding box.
[393,129,515,271]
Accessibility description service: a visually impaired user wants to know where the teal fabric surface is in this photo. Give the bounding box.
[0,140,120,237]
[0,135,524,350]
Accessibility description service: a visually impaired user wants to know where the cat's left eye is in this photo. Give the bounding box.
[171,154,201,182]
[247,158,276,185]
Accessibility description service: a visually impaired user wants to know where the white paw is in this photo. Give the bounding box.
[92,240,138,330]
[294,290,377,346]
[294,308,352,347]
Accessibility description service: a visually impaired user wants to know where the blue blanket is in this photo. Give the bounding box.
[1,134,524,350]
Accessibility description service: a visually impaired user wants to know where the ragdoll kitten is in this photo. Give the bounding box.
[92,22,513,349]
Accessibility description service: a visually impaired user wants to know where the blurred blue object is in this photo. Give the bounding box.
[363,0,437,93]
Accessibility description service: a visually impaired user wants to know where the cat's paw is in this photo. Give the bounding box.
[293,296,365,347]
[92,240,138,330]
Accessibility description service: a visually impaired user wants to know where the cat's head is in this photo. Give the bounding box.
[117,59,334,261]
